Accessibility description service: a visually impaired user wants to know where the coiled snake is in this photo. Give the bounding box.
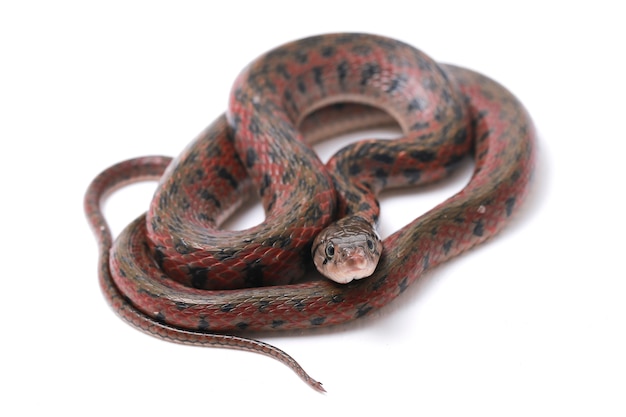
[85,33,536,392]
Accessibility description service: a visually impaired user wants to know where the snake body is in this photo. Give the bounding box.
[85,33,536,392]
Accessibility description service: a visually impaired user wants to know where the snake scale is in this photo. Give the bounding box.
[85,33,536,392]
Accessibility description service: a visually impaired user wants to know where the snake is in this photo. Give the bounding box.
[85,33,536,392]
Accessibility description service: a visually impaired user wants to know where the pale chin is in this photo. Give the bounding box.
[326,268,374,284]
[328,274,355,284]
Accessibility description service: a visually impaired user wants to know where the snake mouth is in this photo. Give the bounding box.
[323,247,378,284]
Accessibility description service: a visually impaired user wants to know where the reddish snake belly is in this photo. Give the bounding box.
[85,34,536,392]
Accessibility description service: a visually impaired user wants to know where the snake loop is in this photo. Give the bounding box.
[85,33,536,392]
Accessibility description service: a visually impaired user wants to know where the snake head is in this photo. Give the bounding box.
[312,216,382,284]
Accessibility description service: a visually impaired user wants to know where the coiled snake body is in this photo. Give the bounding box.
[85,33,536,392]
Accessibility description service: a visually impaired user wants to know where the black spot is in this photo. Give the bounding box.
[137,287,159,299]
[441,88,452,104]
[331,294,344,303]
[408,97,426,112]
[313,66,324,90]
[445,154,465,170]
[159,194,168,210]
[410,150,436,162]
[358,202,371,212]
[349,163,362,176]
[372,275,387,291]
[236,322,249,330]
[360,62,380,86]
[372,152,395,164]
[233,87,246,104]
[198,317,210,331]
[410,121,430,131]
[294,51,308,63]
[244,262,264,287]
[266,195,276,213]
[477,149,489,161]
[259,173,271,197]
[473,220,485,237]
[174,238,193,254]
[292,299,306,312]
[505,197,516,216]
[297,78,307,93]
[248,117,261,135]
[354,182,371,193]
[230,115,241,134]
[257,301,270,312]
[310,317,326,326]
[217,167,239,189]
[214,247,238,261]
[275,63,290,80]
[355,304,373,318]
[386,75,406,94]
[304,203,323,222]
[189,267,209,289]
[399,277,409,293]
[221,303,235,313]
[337,61,349,85]
[417,132,434,141]
[321,46,335,57]
[155,312,166,323]
[403,168,421,183]
[152,246,165,270]
[245,148,258,168]
[265,235,292,249]
[344,190,361,204]
[169,181,179,196]
[150,216,160,233]
[478,129,491,143]
[283,89,293,102]
[281,170,293,184]
[200,190,221,208]
[373,168,388,186]
[271,320,285,328]
[454,127,468,144]
[121,294,133,306]
[443,239,453,254]
[437,65,451,82]
[175,302,190,310]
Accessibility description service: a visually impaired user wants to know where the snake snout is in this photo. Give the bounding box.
[341,247,366,268]
[339,246,374,280]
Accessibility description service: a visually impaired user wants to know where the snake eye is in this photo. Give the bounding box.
[367,239,374,251]
[325,243,335,259]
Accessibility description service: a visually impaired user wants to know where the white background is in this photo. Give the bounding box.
[2,1,625,415]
